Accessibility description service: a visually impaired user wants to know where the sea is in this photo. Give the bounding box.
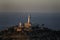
[0,12,60,31]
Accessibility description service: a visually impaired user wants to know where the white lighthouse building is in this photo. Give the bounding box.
[24,15,31,28]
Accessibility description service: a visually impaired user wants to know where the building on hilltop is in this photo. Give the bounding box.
[15,15,32,32]
[16,22,23,32]
[24,15,31,28]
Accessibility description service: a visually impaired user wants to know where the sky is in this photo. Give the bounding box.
[0,0,60,30]
[0,0,60,12]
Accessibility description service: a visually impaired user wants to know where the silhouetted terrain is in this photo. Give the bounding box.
[0,25,60,40]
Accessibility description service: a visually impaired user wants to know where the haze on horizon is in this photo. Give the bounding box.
[0,0,60,13]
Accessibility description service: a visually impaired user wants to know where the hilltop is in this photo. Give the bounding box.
[0,25,60,40]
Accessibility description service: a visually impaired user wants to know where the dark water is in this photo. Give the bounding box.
[0,12,60,30]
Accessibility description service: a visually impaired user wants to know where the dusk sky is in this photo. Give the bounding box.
[0,0,60,30]
[0,0,60,12]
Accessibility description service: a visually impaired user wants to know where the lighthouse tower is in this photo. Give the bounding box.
[24,15,31,28]
[28,15,30,24]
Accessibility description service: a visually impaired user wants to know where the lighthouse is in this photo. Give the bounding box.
[28,15,31,24]
[24,15,31,28]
